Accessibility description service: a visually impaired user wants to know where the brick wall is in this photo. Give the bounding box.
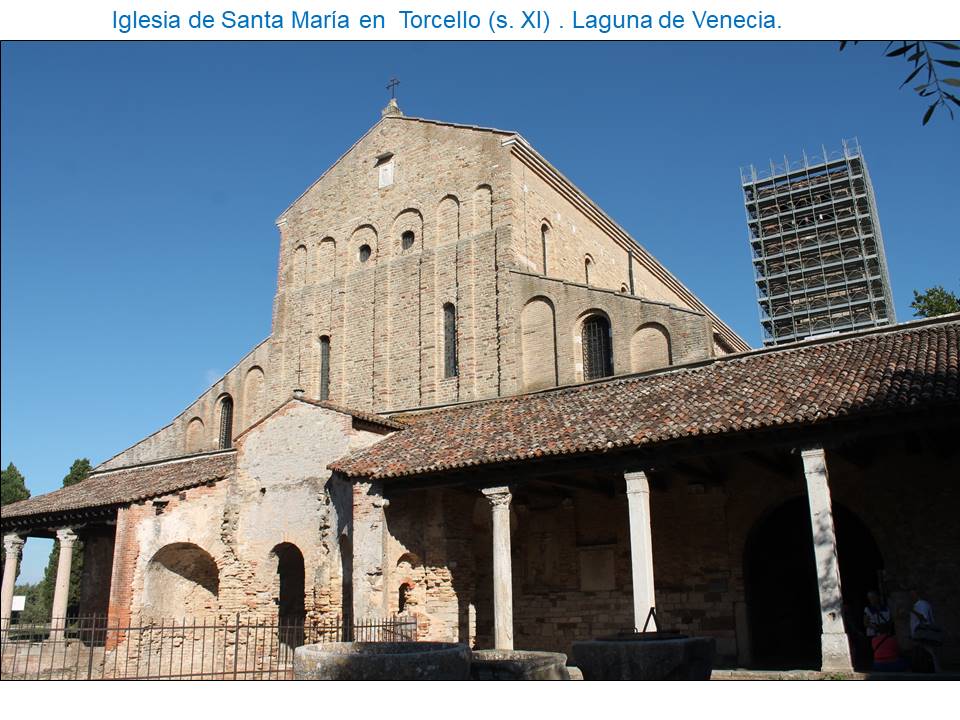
[106,401,387,630]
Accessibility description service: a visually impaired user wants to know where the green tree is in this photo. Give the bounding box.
[1,463,30,583]
[39,459,93,617]
[911,284,960,318]
[1,462,30,505]
[13,582,49,624]
[840,41,960,125]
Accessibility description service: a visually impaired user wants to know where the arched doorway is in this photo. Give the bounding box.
[271,543,305,647]
[743,497,882,670]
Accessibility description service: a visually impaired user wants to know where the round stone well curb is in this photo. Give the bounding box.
[293,641,471,680]
[572,634,716,680]
[470,649,571,680]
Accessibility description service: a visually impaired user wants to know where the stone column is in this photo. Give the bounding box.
[482,486,514,650]
[2,534,26,638]
[49,528,78,642]
[800,445,852,672]
[625,470,657,631]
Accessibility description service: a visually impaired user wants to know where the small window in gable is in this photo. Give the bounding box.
[376,153,395,189]
[359,244,372,263]
[401,230,415,250]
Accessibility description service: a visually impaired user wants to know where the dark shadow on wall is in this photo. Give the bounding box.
[743,497,883,670]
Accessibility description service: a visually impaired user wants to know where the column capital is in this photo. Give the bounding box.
[56,527,78,546]
[624,469,650,494]
[799,443,826,458]
[3,534,25,555]
[481,485,512,508]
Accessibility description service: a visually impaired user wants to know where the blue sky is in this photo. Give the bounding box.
[2,41,958,582]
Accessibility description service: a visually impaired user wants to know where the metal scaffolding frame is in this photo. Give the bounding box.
[740,138,896,347]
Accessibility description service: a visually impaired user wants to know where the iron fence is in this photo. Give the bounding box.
[0,613,417,680]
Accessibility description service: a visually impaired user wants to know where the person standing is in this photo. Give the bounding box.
[861,591,906,672]
[910,589,942,673]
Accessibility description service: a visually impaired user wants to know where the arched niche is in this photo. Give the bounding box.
[630,323,672,372]
[144,542,219,619]
[185,417,205,454]
[473,184,493,234]
[242,366,265,427]
[436,195,460,248]
[291,244,308,286]
[317,237,336,282]
[520,296,558,391]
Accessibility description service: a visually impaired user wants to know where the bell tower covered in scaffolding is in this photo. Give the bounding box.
[741,139,896,346]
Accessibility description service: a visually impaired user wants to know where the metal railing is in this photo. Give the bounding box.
[1,613,417,680]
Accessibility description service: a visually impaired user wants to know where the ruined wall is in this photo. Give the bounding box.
[105,401,389,628]
[381,488,478,642]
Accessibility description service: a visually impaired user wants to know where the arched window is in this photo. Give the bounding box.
[319,335,331,401]
[399,583,414,613]
[401,230,415,250]
[443,303,458,378]
[584,255,593,285]
[540,224,550,275]
[358,244,372,263]
[582,315,613,380]
[218,395,234,449]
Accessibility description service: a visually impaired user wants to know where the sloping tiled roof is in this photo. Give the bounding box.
[299,398,405,431]
[1,451,236,522]
[330,318,960,480]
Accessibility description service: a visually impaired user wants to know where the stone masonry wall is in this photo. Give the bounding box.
[503,271,713,393]
[106,401,388,630]
[376,481,743,661]
[99,115,738,471]
[508,151,697,308]
[275,118,513,414]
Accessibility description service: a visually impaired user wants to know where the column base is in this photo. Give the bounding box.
[820,632,853,672]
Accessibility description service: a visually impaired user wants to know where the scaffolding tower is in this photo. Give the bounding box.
[741,138,896,347]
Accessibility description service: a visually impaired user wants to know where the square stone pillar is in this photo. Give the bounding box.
[481,485,514,650]
[625,470,656,631]
[351,480,387,624]
[800,445,853,672]
[49,528,78,642]
[2,534,26,639]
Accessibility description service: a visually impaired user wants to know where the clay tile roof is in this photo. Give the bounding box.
[330,317,960,480]
[1,451,236,523]
[297,398,405,430]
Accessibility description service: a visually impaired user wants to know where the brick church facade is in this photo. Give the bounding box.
[3,103,958,673]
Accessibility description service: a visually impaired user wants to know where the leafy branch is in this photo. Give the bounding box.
[840,41,960,125]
